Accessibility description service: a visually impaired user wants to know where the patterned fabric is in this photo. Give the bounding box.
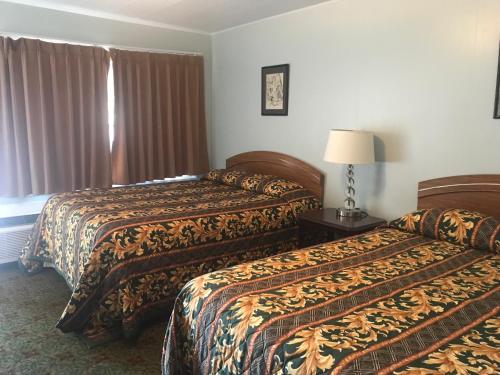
[204,169,224,182]
[204,169,308,201]
[390,208,500,253]
[161,227,500,374]
[19,178,320,341]
[220,170,247,186]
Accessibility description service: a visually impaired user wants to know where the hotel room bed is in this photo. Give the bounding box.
[19,151,323,342]
[162,175,500,374]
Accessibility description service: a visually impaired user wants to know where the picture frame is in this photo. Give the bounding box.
[495,42,500,119]
[261,64,289,116]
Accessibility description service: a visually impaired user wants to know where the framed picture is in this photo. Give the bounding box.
[495,42,500,119]
[261,64,289,116]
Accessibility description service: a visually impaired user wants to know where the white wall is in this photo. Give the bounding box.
[0,1,212,216]
[212,0,500,220]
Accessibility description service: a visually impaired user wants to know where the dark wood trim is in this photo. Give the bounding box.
[298,208,386,247]
[299,209,386,232]
[226,151,324,203]
[494,40,500,119]
[418,174,500,219]
[261,64,289,116]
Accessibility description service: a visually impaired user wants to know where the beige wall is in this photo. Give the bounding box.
[212,0,500,220]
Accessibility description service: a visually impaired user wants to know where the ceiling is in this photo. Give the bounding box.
[5,0,331,34]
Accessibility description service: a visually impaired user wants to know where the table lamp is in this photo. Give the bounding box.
[323,129,375,217]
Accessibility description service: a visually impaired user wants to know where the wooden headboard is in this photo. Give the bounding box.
[226,151,325,202]
[418,175,500,219]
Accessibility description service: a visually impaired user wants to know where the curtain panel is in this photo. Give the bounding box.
[110,49,209,185]
[0,37,112,196]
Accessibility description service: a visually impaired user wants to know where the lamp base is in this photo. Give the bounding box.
[336,207,364,218]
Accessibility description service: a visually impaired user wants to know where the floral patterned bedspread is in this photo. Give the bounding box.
[161,226,500,374]
[19,176,319,341]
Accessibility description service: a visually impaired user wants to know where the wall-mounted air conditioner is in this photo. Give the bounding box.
[0,224,33,264]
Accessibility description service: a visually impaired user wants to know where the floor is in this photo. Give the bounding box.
[0,263,167,374]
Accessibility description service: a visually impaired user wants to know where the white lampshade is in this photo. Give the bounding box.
[323,129,375,165]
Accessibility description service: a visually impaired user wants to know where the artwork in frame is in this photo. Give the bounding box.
[495,41,500,119]
[261,64,289,116]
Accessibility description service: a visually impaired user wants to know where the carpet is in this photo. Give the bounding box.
[0,263,167,374]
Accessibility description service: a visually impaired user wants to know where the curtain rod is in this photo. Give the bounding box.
[0,30,203,56]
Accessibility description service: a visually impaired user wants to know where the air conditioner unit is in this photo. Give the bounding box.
[0,224,33,264]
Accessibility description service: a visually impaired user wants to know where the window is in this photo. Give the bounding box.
[108,61,115,149]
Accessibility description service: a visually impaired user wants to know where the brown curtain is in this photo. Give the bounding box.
[110,49,209,185]
[0,37,111,196]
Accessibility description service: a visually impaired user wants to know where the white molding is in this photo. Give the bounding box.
[212,0,337,35]
[0,0,210,35]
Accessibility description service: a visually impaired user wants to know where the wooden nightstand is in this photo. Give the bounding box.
[298,208,386,247]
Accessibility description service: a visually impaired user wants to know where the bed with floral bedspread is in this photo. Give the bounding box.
[162,208,500,374]
[19,170,320,341]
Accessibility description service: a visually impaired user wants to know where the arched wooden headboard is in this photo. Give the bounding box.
[418,175,500,219]
[226,151,325,203]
